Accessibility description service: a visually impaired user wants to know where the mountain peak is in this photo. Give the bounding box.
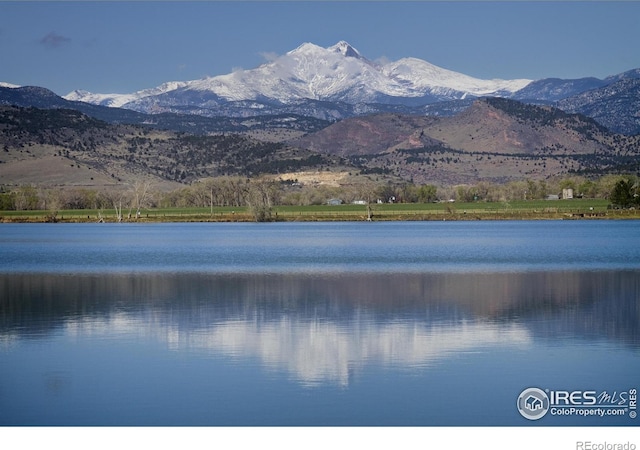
[328,41,362,59]
[288,42,324,56]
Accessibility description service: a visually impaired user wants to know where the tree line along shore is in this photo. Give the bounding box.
[1,174,638,223]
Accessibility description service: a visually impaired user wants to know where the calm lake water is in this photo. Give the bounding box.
[1,221,639,426]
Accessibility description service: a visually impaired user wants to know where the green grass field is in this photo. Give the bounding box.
[3,198,638,222]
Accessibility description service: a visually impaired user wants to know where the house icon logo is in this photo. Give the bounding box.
[517,387,550,420]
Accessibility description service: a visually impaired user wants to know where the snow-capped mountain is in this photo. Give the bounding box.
[64,41,532,113]
[5,41,639,132]
[65,80,189,108]
[382,57,530,98]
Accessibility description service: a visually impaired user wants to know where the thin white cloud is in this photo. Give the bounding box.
[259,51,280,63]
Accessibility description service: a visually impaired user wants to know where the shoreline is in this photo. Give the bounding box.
[2,210,639,223]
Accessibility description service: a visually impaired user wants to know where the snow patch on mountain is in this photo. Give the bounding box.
[65,80,189,108]
[0,82,21,89]
[383,58,531,97]
[329,40,366,59]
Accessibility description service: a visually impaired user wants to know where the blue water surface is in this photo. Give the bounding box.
[1,221,639,274]
[1,221,639,426]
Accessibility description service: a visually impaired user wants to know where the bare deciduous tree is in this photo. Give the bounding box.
[246,179,277,222]
[128,180,152,219]
[99,189,126,222]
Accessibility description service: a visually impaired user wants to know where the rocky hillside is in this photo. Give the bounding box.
[0,86,331,138]
[557,78,640,135]
[290,98,640,185]
[2,99,638,189]
[0,106,345,188]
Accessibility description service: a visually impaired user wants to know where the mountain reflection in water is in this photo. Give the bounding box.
[2,271,637,386]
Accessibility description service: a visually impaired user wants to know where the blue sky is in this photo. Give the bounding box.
[1,1,639,96]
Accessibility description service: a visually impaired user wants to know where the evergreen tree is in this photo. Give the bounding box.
[610,178,637,208]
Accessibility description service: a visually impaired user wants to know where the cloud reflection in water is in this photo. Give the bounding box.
[3,271,636,387]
